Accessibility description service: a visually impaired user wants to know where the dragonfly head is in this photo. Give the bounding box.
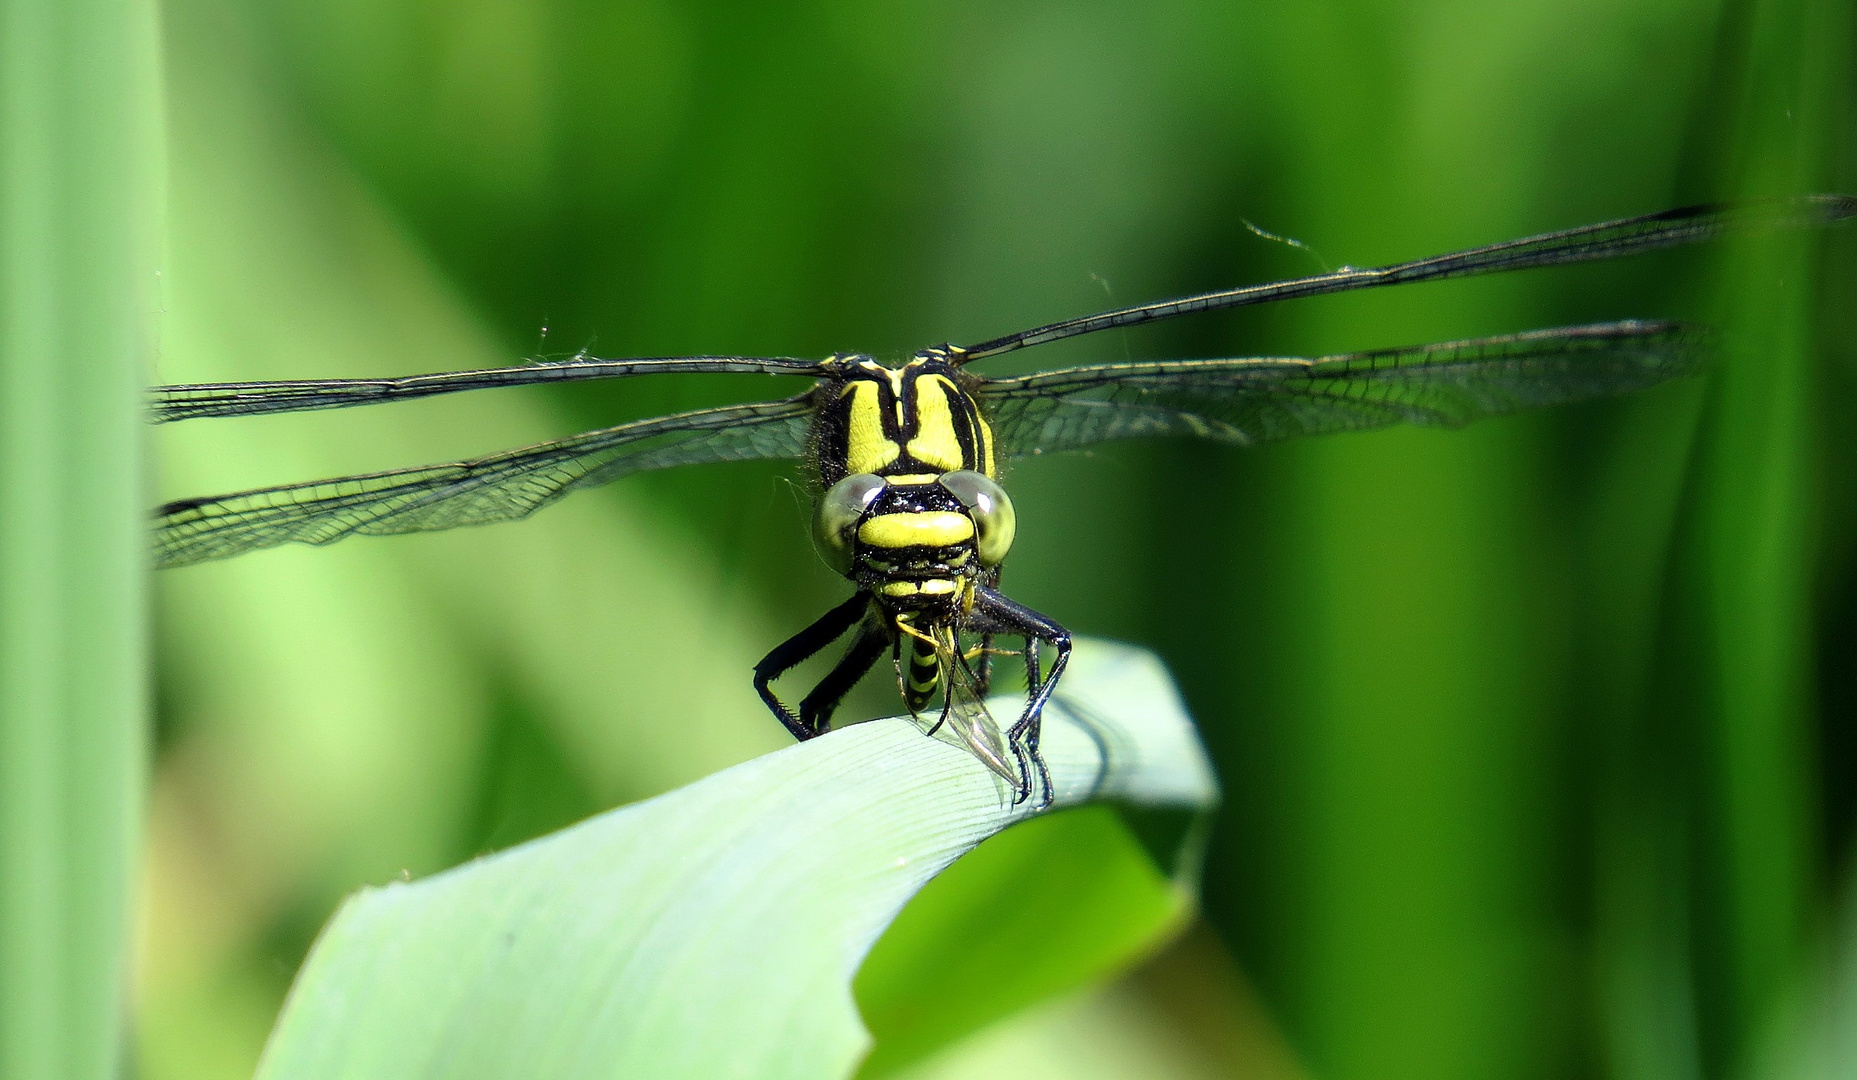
[812,470,1016,605]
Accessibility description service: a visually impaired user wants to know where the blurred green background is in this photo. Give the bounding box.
[144,0,1855,1077]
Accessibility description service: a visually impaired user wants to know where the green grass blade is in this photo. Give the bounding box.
[1680,0,1848,1059]
[252,640,1217,1080]
[0,0,159,1076]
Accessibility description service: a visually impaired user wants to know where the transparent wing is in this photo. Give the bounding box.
[920,628,1018,786]
[156,396,816,568]
[958,195,1853,360]
[152,356,831,422]
[980,321,1710,458]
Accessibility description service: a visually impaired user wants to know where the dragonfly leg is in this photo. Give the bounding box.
[797,620,887,735]
[969,633,995,696]
[754,591,871,741]
[968,586,1071,809]
[932,669,957,736]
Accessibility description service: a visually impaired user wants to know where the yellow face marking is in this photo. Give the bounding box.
[840,381,900,475]
[880,578,957,600]
[858,511,974,549]
[905,375,967,473]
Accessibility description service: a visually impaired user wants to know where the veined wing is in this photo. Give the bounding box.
[152,355,832,422]
[926,629,1019,786]
[958,195,1854,360]
[156,396,816,568]
[980,321,1709,457]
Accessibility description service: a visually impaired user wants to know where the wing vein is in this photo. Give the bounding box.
[959,195,1852,360]
[979,321,1712,457]
[156,396,817,567]
[152,356,830,422]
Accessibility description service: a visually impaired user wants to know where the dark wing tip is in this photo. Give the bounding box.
[157,496,209,517]
[1727,192,1857,228]
[1642,193,1857,232]
[1805,192,1857,221]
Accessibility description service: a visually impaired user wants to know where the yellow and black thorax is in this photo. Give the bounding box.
[813,354,995,486]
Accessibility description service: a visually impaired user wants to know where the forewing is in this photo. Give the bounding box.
[958,195,1853,359]
[981,321,1710,458]
[152,356,831,421]
[156,397,816,568]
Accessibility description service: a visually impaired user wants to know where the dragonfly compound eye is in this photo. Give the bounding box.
[937,470,1016,566]
[813,472,887,575]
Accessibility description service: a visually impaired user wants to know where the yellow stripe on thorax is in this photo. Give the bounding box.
[858,511,973,549]
[974,408,996,477]
[840,381,900,475]
[906,375,967,473]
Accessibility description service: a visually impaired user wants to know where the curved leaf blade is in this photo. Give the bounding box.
[254,640,1218,1080]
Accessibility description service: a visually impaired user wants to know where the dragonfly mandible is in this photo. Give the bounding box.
[153,194,1856,808]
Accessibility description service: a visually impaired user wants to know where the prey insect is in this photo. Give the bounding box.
[152,195,1855,809]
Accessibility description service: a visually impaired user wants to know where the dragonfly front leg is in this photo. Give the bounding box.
[968,585,1072,809]
[754,591,872,740]
[797,621,887,735]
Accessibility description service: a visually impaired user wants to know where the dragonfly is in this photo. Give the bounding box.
[153,194,1854,808]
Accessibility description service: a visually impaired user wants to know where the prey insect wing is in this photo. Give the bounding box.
[923,627,1018,787]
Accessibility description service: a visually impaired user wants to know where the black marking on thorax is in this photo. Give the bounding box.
[812,356,987,486]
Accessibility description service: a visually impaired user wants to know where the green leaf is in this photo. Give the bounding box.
[853,800,1203,1078]
[253,640,1217,1080]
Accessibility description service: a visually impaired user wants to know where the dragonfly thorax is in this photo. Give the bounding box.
[812,355,997,486]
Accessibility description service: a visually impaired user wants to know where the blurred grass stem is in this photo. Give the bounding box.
[1688,0,1847,1060]
[0,0,159,1076]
